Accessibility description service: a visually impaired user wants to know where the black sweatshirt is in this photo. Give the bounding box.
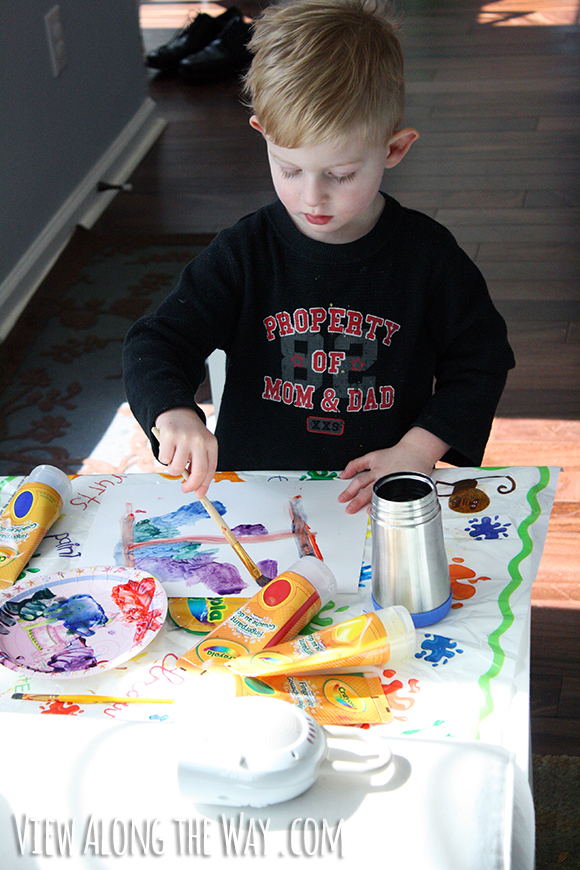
[123,194,515,470]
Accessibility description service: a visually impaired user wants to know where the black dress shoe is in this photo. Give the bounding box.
[178,14,252,84]
[146,7,242,73]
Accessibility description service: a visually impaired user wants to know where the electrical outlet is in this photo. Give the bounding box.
[45,5,67,77]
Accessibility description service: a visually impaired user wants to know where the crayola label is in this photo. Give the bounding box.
[194,638,250,661]
[168,597,247,634]
[176,570,323,671]
[232,672,392,725]
[322,677,367,713]
[0,483,63,588]
[226,611,391,678]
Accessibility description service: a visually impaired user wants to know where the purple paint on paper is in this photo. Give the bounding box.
[123,498,289,593]
[134,556,248,594]
[186,562,249,594]
[257,559,278,580]
[231,524,269,537]
[132,556,200,583]
[126,500,277,594]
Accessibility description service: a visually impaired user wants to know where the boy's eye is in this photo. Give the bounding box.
[278,169,357,183]
[332,172,357,184]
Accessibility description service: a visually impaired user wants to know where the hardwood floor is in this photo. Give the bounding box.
[93,0,580,754]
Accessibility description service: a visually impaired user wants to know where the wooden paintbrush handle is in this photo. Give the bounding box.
[152,427,266,584]
[199,496,262,581]
[199,494,230,534]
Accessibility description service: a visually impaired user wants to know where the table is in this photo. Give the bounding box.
[0,466,559,869]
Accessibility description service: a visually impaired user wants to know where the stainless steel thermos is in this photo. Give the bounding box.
[370,472,452,627]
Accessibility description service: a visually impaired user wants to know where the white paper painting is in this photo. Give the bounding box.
[79,476,368,596]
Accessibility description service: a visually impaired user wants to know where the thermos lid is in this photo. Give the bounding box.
[27,465,73,502]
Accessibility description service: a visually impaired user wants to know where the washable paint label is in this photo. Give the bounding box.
[0,521,38,548]
[227,609,277,642]
[292,634,328,656]
[286,676,319,710]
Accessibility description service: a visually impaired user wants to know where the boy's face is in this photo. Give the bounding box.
[251,119,418,244]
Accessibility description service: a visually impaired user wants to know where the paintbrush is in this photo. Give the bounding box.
[151,427,270,587]
[12,693,174,704]
[197,494,271,587]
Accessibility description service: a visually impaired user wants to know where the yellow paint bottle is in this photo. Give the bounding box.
[224,606,416,678]
[0,465,72,589]
[226,672,393,725]
[176,557,337,671]
[179,669,393,726]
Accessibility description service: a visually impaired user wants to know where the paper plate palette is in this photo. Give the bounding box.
[0,566,167,678]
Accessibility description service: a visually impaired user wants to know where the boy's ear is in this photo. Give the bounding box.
[249,115,265,135]
[384,127,419,168]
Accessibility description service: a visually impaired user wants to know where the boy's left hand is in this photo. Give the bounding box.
[338,428,449,514]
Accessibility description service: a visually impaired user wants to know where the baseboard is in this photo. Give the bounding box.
[0,97,167,342]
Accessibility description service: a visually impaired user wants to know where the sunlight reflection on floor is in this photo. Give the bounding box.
[478,0,580,26]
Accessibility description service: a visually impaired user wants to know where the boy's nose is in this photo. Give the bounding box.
[301,177,327,208]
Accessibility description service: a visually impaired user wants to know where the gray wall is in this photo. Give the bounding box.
[0,0,148,289]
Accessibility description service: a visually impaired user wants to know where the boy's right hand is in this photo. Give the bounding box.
[153,407,218,497]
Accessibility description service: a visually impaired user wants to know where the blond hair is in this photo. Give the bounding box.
[242,0,405,147]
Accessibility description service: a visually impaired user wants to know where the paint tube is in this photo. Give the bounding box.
[176,556,337,671]
[168,597,248,634]
[180,670,393,725]
[223,606,416,679]
[0,465,72,589]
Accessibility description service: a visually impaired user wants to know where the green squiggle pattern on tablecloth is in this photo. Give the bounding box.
[476,466,551,736]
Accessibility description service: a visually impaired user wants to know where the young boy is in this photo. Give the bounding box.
[123,0,515,514]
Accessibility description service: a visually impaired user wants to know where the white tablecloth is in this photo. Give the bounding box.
[0,466,558,868]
